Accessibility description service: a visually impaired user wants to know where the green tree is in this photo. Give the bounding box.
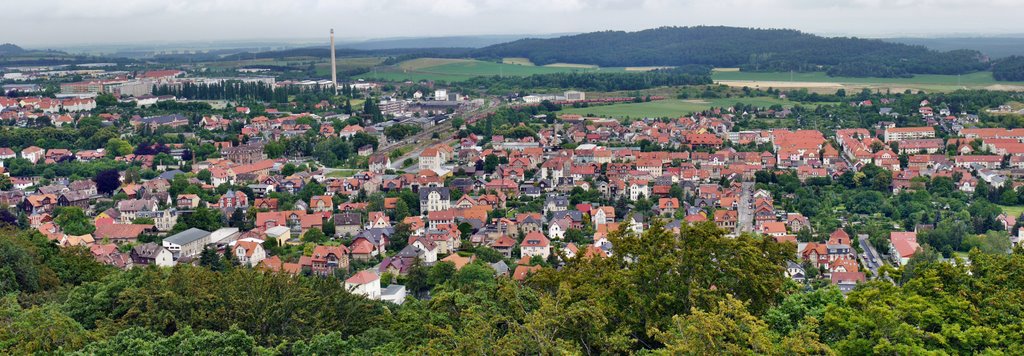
[652,295,775,355]
[53,206,95,236]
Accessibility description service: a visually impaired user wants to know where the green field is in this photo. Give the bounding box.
[359,58,626,82]
[560,97,806,119]
[998,204,1024,218]
[201,56,385,76]
[712,70,1024,92]
[502,57,535,66]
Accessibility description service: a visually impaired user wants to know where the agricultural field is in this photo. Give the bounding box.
[712,70,1024,92]
[361,58,626,82]
[559,97,807,119]
[313,57,386,76]
[201,56,385,76]
[502,57,535,66]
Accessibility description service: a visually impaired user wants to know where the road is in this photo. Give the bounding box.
[387,99,501,173]
[736,181,755,234]
[858,234,883,277]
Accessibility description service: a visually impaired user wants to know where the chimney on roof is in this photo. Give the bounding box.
[330,29,338,95]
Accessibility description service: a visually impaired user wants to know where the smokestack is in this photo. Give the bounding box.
[330,28,338,95]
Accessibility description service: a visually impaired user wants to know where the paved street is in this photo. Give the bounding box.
[736,181,755,234]
[858,234,883,277]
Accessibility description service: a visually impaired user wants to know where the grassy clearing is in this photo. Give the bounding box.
[998,204,1024,218]
[560,97,804,119]
[326,169,359,178]
[397,58,475,71]
[544,63,599,69]
[502,57,535,66]
[712,70,1024,92]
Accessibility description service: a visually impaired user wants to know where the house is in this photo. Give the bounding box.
[380,285,407,305]
[786,261,806,281]
[657,198,680,216]
[889,231,920,266]
[310,245,350,276]
[830,271,866,293]
[491,235,517,258]
[345,270,381,299]
[520,231,550,259]
[265,226,291,244]
[177,194,201,209]
[162,228,212,260]
[93,223,153,244]
[419,187,451,213]
[217,190,248,209]
[232,240,266,267]
[333,213,362,237]
[369,154,392,173]
[21,146,45,163]
[250,193,280,209]
[130,242,174,267]
[543,194,569,215]
[310,195,334,213]
[513,265,543,281]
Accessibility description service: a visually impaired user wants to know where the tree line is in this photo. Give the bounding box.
[472,26,989,78]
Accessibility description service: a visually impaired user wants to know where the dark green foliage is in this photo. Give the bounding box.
[461,66,712,92]
[992,56,1024,81]
[474,26,987,78]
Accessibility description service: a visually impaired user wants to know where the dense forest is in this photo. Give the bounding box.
[472,26,989,78]
[4,220,1024,354]
[992,56,1024,81]
[456,65,712,93]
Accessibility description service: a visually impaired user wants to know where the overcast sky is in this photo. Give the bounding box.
[9,0,1024,47]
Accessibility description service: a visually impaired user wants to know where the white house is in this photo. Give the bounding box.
[232,240,266,267]
[520,231,550,259]
[345,270,382,299]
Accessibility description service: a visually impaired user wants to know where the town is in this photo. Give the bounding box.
[6,12,1024,354]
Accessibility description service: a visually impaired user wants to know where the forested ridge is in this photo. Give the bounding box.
[473,26,990,78]
[4,220,1024,354]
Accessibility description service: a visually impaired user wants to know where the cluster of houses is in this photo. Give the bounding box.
[8,88,1024,302]
[0,96,97,124]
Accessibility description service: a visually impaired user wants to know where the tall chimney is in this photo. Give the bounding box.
[330,28,338,95]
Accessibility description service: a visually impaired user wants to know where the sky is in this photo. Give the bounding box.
[9,0,1024,47]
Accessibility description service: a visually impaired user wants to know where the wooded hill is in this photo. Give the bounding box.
[472,26,990,78]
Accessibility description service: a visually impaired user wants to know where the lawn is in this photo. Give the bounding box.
[712,70,1024,92]
[325,169,359,178]
[560,97,808,119]
[360,58,625,82]
[997,204,1024,218]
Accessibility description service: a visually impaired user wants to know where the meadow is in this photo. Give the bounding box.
[997,204,1024,218]
[559,97,807,119]
[712,70,1024,92]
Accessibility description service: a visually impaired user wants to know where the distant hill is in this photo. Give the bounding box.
[472,26,989,78]
[340,34,569,50]
[889,37,1024,59]
[0,43,26,56]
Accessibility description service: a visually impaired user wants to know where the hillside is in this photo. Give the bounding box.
[473,26,989,78]
[0,43,25,56]
[890,37,1024,59]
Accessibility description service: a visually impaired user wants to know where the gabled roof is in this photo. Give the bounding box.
[346,270,379,285]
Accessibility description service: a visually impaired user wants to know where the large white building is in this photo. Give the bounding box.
[345,270,381,299]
